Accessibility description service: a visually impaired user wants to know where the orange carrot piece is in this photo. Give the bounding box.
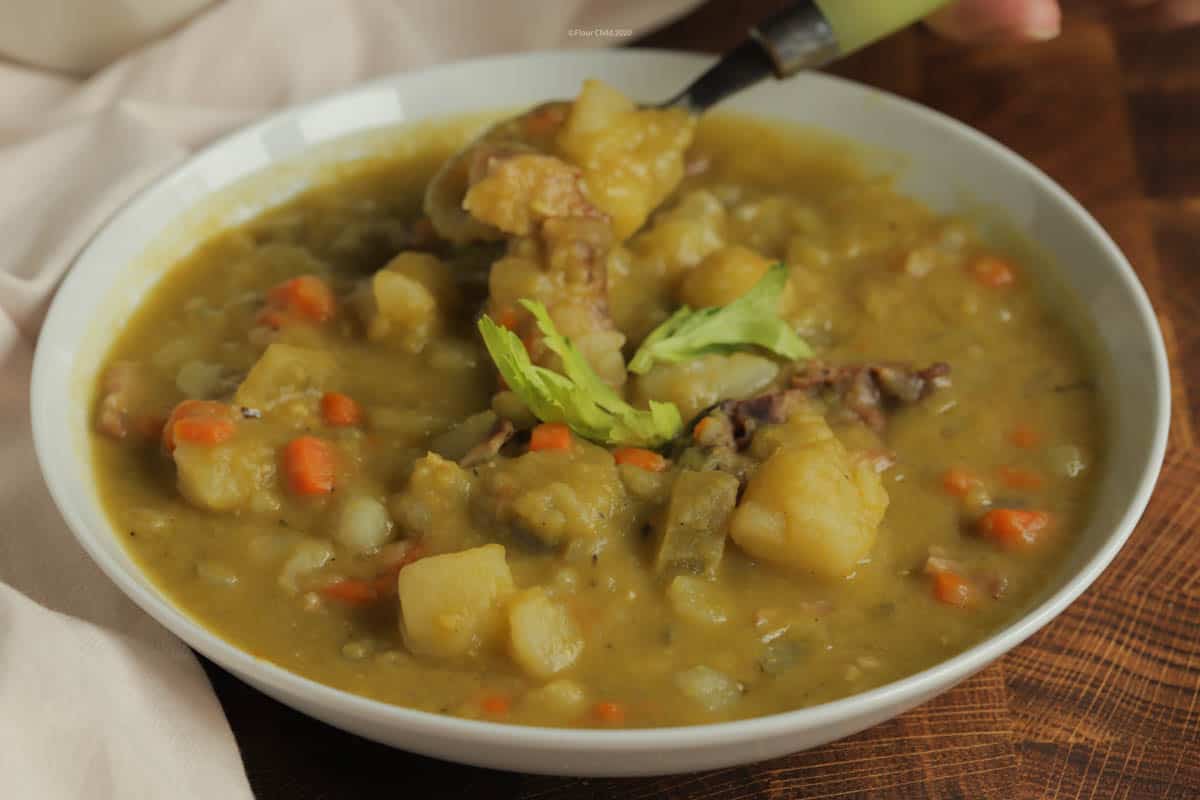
[592,701,626,725]
[172,416,235,447]
[1009,425,1041,449]
[162,400,233,453]
[320,392,362,427]
[267,275,335,322]
[530,422,571,452]
[932,570,974,607]
[319,579,377,605]
[971,256,1016,288]
[941,467,982,497]
[495,307,522,331]
[979,509,1051,549]
[997,465,1044,491]
[693,416,716,442]
[613,447,668,472]
[480,694,512,716]
[283,436,335,495]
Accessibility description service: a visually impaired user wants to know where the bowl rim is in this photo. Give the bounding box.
[31,47,1171,752]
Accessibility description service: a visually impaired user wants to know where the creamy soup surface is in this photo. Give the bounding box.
[92,81,1101,728]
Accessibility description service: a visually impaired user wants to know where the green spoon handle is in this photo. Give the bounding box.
[665,0,951,111]
[753,0,951,77]
[814,0,951,55]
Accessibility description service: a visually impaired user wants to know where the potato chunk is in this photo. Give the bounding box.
[557,80,695,240]
[388,453,480,554]
[474,442,631,547]
[678,245,773,309]
[233,343,334,409]
[730,416,888,578]
[633,353,778,422]
[463,153,597,236]
[507,587,584,679]
[397,544,515,660]
[174,440,275,512]
[367,252,459,351]
[520,679,587,719]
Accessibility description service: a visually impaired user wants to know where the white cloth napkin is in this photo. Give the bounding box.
[0,1,694,796]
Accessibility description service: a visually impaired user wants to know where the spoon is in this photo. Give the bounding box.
[661,0,950,111]
[425,0,950,241]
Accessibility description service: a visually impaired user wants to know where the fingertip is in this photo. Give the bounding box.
[1163,0,1200,26]
[1021,0,1063,39]
[927,0,1063,42]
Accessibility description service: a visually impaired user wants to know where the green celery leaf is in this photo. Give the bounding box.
[478,304,682,448]
[627,263,812,375]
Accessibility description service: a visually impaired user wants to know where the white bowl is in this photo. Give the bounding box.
[31,50,1169,776]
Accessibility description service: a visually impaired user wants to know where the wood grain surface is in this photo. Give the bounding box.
[201,3,1200,797]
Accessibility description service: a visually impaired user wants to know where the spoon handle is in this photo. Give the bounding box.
[663,0,949,112]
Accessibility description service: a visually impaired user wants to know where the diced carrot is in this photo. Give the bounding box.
[495,307,521,331]
[592,701,626,725]
[283,436,336,495]
[172,416,235,447]
[319,579,377,605]
[267,275,335,322]
[320,392,362,427]
[997,465,1044,491]
[941,467,982,497]
[613,447,668,472]
[979,509,1051,549]
[971,256,1016,288]
[932,570,974,607]
[1009,425,1041,449]
[693,416,716,442]
[480,694,512,716]
[162,400,233,453]
[530,422,571,452]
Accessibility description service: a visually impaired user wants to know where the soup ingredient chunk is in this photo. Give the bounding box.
[678,245,773,309]
[282,436,336,496]
[264,275,336,323]
[675,665,741,712]
[979,508,1050,549]
[363,251,461,352]
[477,300,682,447]
[628,264,810,375]
[655,469,740,578]
[234,343,335,409]
[334,494,393,553]
[320,392,362,427]
[475,439,630,547]
[789,360,951,432]
[174,438,276,512]
[397,543,515,659]
[633,352,779,422]
[389,452,480,554]
[162,399,237,453]
[464,151,599,236]
[730,411,888,578]
[96,362,166,440]
[557,79,695,240]
[507,587,584,679]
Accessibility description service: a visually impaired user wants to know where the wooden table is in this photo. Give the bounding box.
[202,3,1200,796]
